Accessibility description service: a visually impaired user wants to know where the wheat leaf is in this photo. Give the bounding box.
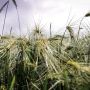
[12,0,17,8]
[9,75,15,90]
[85,12,90,17]
[0,0,9,13]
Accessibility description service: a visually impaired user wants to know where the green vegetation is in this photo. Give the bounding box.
[0,0,90,90]
[0,26,90,90]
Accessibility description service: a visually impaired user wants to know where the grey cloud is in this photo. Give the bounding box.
[0,0,90,35]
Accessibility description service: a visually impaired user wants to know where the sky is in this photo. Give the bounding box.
[0,0,90,36]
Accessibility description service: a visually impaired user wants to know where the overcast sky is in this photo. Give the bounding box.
[0,0,90,36]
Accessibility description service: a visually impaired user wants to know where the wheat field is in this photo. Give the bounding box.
[0,0,90,90]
